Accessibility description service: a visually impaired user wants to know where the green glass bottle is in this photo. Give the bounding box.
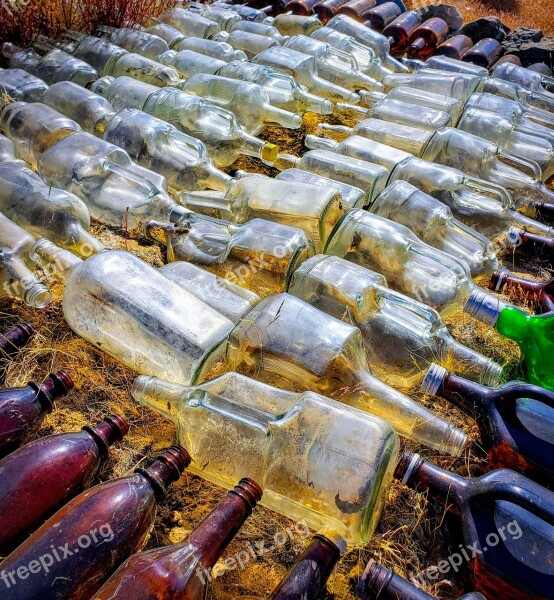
[465,291,554,391]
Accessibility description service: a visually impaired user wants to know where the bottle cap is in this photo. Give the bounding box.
[505,226,524,249]
[464,290,505,327]
[261,142,279,163]
[420,363,448,396]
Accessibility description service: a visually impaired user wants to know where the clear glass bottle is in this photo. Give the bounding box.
[31,239,235,384]
[413,54,489,77]
[0,101,81,168]
[0,162,105,257]
[144,214,315,289]
[189,2,243,31]
[481,75,554,118]
[96,25,170,60]
[214,29,281,58]
[177,177,344,252]
[216,60,333,115]
[0,68,48,109]
[226,292,467,454]
[0,213,51,308]
[462,38,502,69]
[171,35,248,62]
[0,133,21,164]
[179,73,302,135]
[272,150,389,205]
[288,254,502,388]
[324,209,486,316]
[214,2,273,23]
[253,46,361,102]
[230,20,287,43]
[283,35,383,91]
[92,76,278,167]
[131,371,399,543]
[493,62,554,99]
[142,20,186,47]
[157,7,222,38]
[158,48,227,77]
[382,71,481,103]
[369,180,500,278]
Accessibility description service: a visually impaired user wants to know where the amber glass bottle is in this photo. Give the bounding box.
[435,34,473,60]
[363,2,402,31]
[462,38,502,69]
[0,322,33,384]
[382,11,421,54]
[407,18,449,59]
[489,271,554,314]
[336,0,377,21]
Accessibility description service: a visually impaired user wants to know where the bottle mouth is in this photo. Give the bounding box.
[51,370,75,394]
[24,282,51,309]
[440,426,468,457]
[358,560,393,597]
[489,270,509,292]
[103,414,130,438]
[232,478,263,508]
[421,363,448,396]
[480,360,503,387]
[464,290,503,327]
[393,450,422,484]
[505,226,524,248]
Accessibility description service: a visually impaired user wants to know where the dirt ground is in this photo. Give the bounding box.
[1,2,553,598]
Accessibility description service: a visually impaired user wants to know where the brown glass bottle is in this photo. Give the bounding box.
[287,0,324,15]
[94,478,262,599]
[407,17,449,59]
[357,559,487,599]
[506,227,554,262]
[0,414,129,554]
[462,38,502,69]
[532,201,554,223]
[493,55,522,70]
[0,446,191,600]
[0,371,73,457]
[489,271,554,314]
[314,0,352,23]
[435,34,473,60]
[0,322,33,385]
[528,63,552,77]
[422,363,554,487]
[382,11,422,54]
[395,451,554,600]
[363,2,402,32]
[335,0,377,21]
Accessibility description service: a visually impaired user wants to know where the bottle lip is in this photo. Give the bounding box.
[505,226,524,249]
[420,363,448,396]
[51,370,75,394]
[358,559,394,598]
[24,282,51,309]
[488,270,509,292]
[261,142,279,163]
[231,478,263,508]
[393,450,423,485]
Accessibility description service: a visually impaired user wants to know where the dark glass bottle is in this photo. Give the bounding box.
[462,38,502,69]
[395,451,554,600]
[0,322,34,384]
[422,363,554,487]
[407,17,449,59]
[532,201,554,223]
[489,271,554,314]
[506,227,554,262]
[94,478,262,599]
[0,371,73,457]
[357,559,487,599]
[336,0,377,21]
[0,414,129,554]
[435,34,473,60]
[528,63,552,77]
[314,0,352,22]
[287,0,324,15]
[493,54,522,70]
[0,446,191,600]
[363,2,402,31]
[268,534,345,599]
[382,11,421,54]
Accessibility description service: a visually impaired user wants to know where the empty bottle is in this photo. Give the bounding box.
[0,370,72,456]
[493,62,554,98]
[0,68,48,108]
[157,7,222,38]
[142,19,187,47]
[0,161,105,257]
[0,134,19,164]
[363,2,402,31]
[382,11,421,54]
[532,201,554,222]
[189,2,243,31]
[336,0,377,21]
[409,54,488,77]
[422,363,554,487]
[179,73,302,134]
[528,63,553,77]
[462,38,502,69]
[382,71,480,103]
[92,76,278,167]
[32,239,236,384]
[407,18,450,59]
[158,48,228,78]
[465,291,554,391]
[395,451,554,600]
[0,213,51,308]
[178,177,344,251]
[171,35,248,61]
[490,271,554,314]
[357,559,487,600]
[253,46,361,102]
[272,13,323,36]
[0,446,190,600]
[226,292,467,455]
[133,371,399,542]
[314,0,352,23]
[289,254,501,388]
[96,25,170,60]
[435,34,473,60]
[214,29,281,58]
[287,0,325,16]
[0,414,129,554]
[213,2,272,23]
[145,216,314,290]
[94,478,262,599]
[504,226,554,262]
[0,322,34,385]
[230,20,287,43]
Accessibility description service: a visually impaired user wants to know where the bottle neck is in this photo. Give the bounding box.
[31,238,84,284]
[272,153,300,171]
[464,290,509,329]
[394,451,468,509]
[137,446,191,500]
[35,370,74,413]
[83,414,129,458]
[507,227,554,252]
[0,322,34,357]
[358,560,435,600]
[269,535,343,599]
[177,190,234,218]
[240,133,278,164]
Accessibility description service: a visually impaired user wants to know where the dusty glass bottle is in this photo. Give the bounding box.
[336,0,377,21]
[288,254,502,388]
[462,37,502,69]
[230,19,287,43]
[96,25,170,60]
[214,29,281,58]
[0,414,128,554]
[226,292,467,455]
[189,2,243,31]
[0,68,48,108]
[0,446,190,600]
[395,451,554,600]
[179,73,302,134]
[406,17,449,59]
[382,11,421,54]
[272,13,324,35]
[94,478,262,599]
[490,271,554,314]
[213,2,273,23]
[465,291,554,391]
[171,35,248,61]
[0,213,51,308]
[0,161,105,257]
[382,71,480,103]
[157,7,222,38]
[422,363,554,488]
[493,62,554,98]
[92,76,278,167]
[435,34,473,60]
[363,2,402,31]
[0,371,72,456]
[177,177,344,251]
[253,46,361,102]
[142,19,187,47]
[0,133,19,164]
[0,322,34,385]
[158,48,228,78]
[31,239,236,384]
[132,371,399,543]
